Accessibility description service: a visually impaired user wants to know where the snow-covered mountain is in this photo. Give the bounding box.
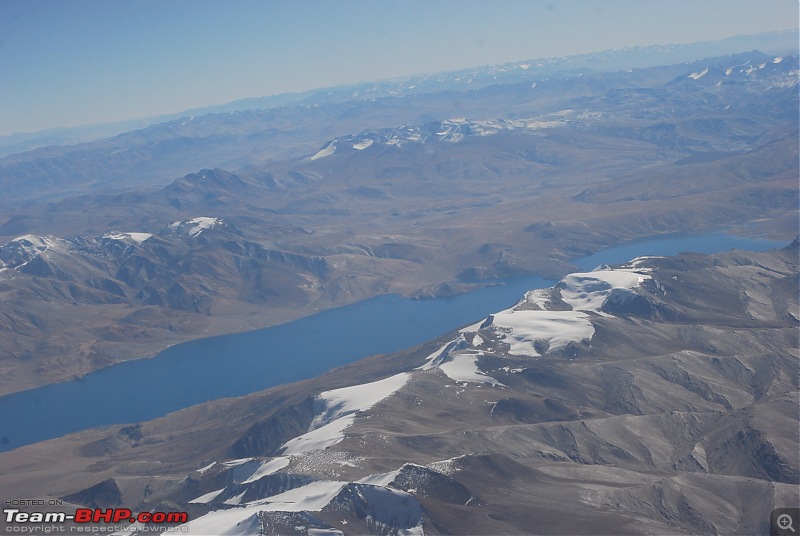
[669,52,798,91]
[0,209,333,389]
[308,117,565,159]
[2,47,796,213]
[174,262,663,534]
[300,52,797,163]
[3,30,794,159]
[24,244,795,535]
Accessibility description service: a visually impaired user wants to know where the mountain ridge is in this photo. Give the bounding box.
[0,51,794,213]
[0,51,796,396]
[2,28,796,153]
[0,243,796,534]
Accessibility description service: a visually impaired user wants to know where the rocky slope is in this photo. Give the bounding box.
[1,242,796,535]
[0,197,338,394]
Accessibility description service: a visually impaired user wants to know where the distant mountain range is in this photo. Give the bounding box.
[0,29,795,156]
[310,52,796,157]
[0,50,796,396]
[1,49,795,213]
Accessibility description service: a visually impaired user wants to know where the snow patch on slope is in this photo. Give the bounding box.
[222,491,247,506]
[439,352,503,385]
[182,480,422,535]
[11,235,63,253]
[0,235,67,269]
[242,457,291,484]
[281,373,409,455]
[520,288,552,309]
[358,468,402,487]
[329,116,564,152]
[417,337,469,370]
[258,480,347,511]
[623,256,664,269]
[688,67,708,79]
[186,217,221,237]
[189,488,225,504]
[196,462,216,474]
[454,266,651,361]
[12,235,49,250]
[311,373,410,431]
[558,269,651,317]
[222,457,254,467]
[311,141,336,160]
[417,336,503,383]
[487,309,593,356]
[168,216,223,238]
[281,415,356,455]
[103,231,152,244]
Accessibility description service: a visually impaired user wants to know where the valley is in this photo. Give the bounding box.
[0,50,797,397]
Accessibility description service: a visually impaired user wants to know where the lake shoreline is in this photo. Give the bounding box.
[0,232,789,452]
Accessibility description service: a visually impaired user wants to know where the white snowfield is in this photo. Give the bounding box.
[280,414,357,455]
[417,337,469,370]
[186,216,221,237]
[182,479,423,535]
[168,216,223,237]
[421,266,651,380]
[439,351,504,385]
[103,231,152,244]
[10,235,63,254]
[188,487,225,504]
[688,67,709,79]
[241,456,290,484]
[222,457,255,467]
[181,482,348,536]
[257,480,348,511]
[417,337,498,384]
[623,256,664,269]
[196,461,216,474]
[281,372,410,455]
[0,235,68,269]
[310,373,410,430]
[179,373,418,532]
[558,268,651,317]
[353,139,373,150]
[11,235,53,249]
[487,308,594,357]
[311,140,336,160]
[483,267,651,355]
[358,467,402,487]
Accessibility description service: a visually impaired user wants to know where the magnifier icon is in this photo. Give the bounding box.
[778,514,796,533]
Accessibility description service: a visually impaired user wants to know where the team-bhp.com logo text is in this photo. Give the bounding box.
[4,507,188,532]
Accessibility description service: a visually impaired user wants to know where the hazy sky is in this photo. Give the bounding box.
[1,0,797,136]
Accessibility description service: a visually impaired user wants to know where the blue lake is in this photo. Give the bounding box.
[0,233,788,452]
